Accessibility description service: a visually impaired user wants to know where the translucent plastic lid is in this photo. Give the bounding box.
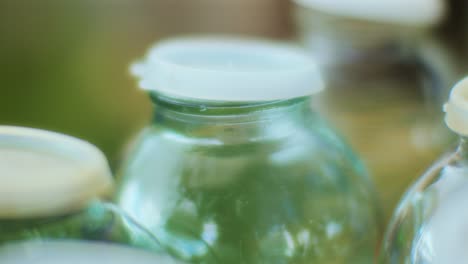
[0,240,184,264]
[293,0,446,26]
[131,37,324,102]
[0,126,113,219]
[445,77,468,137]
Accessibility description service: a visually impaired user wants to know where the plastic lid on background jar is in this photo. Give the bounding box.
[0,126,113,219]
[0,240,185,264]
[131,37,324,102]
[293,0,446,26]
[444,77,468,137]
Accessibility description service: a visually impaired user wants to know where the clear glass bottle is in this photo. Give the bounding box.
[293,0,456,220]
[117,37,381,263]
[380,77,468,263]
[0,126,165,252]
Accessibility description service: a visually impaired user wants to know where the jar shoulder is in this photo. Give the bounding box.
[380,152,468,263]
[118,119,372,204]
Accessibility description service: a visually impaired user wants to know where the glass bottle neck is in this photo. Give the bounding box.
[150,94,313,143]
[456,137,468,161]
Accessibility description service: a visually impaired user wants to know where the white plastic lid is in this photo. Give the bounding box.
[0,240,185,264]
[444,77,468,137]
[0,126,113,219]
[293,0,446,26]
[131,37,324,102]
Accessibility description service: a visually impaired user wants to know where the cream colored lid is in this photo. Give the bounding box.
[0,240,185,264]
[293,0,446,26]
[131,37,324,102]
[0,126,113,219]
[444,77,468,137]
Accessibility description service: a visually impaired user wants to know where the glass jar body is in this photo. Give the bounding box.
[380,139,468,263]
[0,201,160,251]
[117,96,381,264]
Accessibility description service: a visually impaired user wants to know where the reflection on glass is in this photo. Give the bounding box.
[380,78,468,264]
[118,96,380,264]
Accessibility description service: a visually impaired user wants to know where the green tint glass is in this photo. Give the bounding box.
[0,201,160,251]
[117,95,381,263]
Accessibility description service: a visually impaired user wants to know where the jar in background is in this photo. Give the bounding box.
[0,126,171,256]
[117,37,381,263]
[293,0,456,220]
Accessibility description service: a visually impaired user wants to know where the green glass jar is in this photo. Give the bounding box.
[0,126,162,250]
[293,0,456,220]
[117,38,381,263]
[379,78,468,263]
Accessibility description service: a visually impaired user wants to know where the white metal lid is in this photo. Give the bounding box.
[0,240,185,264]
[0,126,113,219]
[293,0,446,26]
[131,37,324,102]
[445,77,468,137]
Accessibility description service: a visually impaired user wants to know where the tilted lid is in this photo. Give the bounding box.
[131,37,324,102]
[293,0,446,26]
[0,240,185,264]
[445,77,468,137]
[0,126,113,219]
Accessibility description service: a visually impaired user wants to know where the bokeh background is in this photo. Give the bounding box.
[0,0,467,169]
[0,0,292,168]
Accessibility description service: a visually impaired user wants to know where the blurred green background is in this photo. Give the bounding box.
[1,0,467,169]
[0,0,291,168]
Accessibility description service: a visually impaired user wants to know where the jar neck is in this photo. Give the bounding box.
[456,137,468,161]
[150,94,313,143]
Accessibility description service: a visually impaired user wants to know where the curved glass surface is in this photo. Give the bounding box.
[117,96,381,263]
[380,139,468,263]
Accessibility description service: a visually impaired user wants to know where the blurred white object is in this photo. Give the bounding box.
[0,240,185,264]
[445,77,468,136]
[0,126,113,219]
[132,37,324,102]
[293,0,446,26]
